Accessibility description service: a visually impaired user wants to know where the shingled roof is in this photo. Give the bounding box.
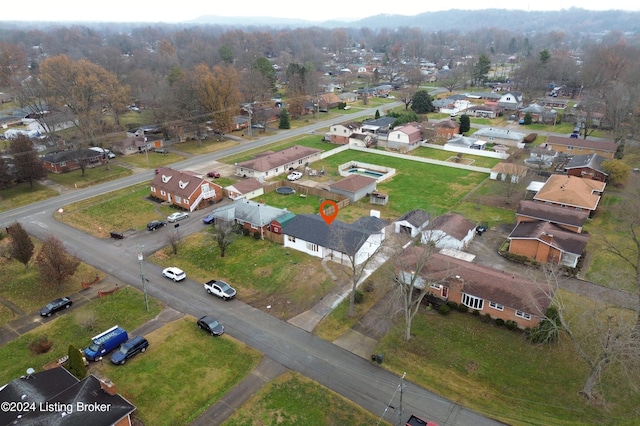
[396,209,430,228]
[236,145,321,172]
[151,167,207,199]
[329,174,377,192]
[547,135,617,152]
[508,221,590,255]
[533,174,605,211]
[564,153,608,174]
[430,213,475,241]
[517,200,589,229]
[212,199,289,227]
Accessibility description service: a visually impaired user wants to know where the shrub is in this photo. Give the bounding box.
[472,309,480,316]
[457,304,469,313]
[446,301,458,310]
[495,318,505,327]
[523,133,538,143]
[438,304,451,315]
[354,290,364,304]
[527,306,560,344]
[253,231,261,240]
[76,311,96,332]
[29,336,53,354]
[505,320,518,330]
[480,313,492,323]
[363,280,375,293]
[68,345,86,379]
[242,228,250,236]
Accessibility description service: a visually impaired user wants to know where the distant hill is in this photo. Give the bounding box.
[190,8,640,33]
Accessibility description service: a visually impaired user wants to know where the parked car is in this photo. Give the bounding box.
[475,224,488,235]
[204,279,237,300]
[147,220,166,231]
[110,336,149,365]
[207,171,220,178]
[154,148,168,154]
[202,212,216,225]
[167,212,189,222]
[197,315,225,336]
[162,267,186,282]
[40,297,73,317]
[287,171,302,181]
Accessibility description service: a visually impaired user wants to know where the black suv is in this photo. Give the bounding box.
[110,336,149,365]
[147,220,166,231]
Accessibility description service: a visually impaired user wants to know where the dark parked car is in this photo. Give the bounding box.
[475,224,488,235]
[202,212,216,225]
[207,171,220,178]
[40,297,73,317]
[197,315,225,336]
[147,220,166,231]
[110,336,149,365]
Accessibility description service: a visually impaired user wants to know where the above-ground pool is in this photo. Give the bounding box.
[347,168,384,178]
[276,186,295,195]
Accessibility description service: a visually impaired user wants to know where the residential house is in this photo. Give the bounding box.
[41,148,104,174]
[445,135,486,150]
[329,121,364,145]
[211,199,290,236]
[317,93,342,111]
[397,248,552,329]
[356,87,378,98]
[466,92,502,103]
[232,115,250,131]
[508,220,589,268]
[538,97,568,110]
[112,135,163,155]
[546,136,617,159]
[516,200,589,233]
[387,123,422,152]
[533,174,606,216]
[361,116,396,136]
[529,147,558,163]
[235,145,322,180]
[466,102,501,118]
[394,209,430,238]
[0,367,135,426]
[282,214,387,266]
[432,120,460,139]
[473,128,525,146]
[338,92,358,103]
[269,211,296,235]
[329,174,377,202]
[150,167,223,211]
[225,178,264,200]
[564,153,608,182]
[497,91,522,110]
[421,213,476,250]
[518,103,544,122]
[489,162,529,183]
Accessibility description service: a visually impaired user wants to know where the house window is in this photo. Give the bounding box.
[306,242,318,252]
[515,311,531,320]
[462,293,484,310]
[175,196,181,203]
[60,162,66,167]
[489,301,504,311]
[185,200,189,205]
[288,236,296,242]
[151,187,156,193]
[251,224,258,230]
[567,146,573,150]
[298,159,303,164]
[160,190,166,196]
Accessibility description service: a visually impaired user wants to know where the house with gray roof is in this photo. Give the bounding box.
[282,214,387,265]
[41,148,105,174]
[563,153,608,182]
[212,199,290,236]
[473,128,526,146]
[421,213,476,250]
[516,200,589,233]
[394,209,430,238]
[235,145,322,181]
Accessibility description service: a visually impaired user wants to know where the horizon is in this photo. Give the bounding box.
[2,2,639,24]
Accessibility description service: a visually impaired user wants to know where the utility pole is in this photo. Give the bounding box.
[396,372,406,426]
[137,244,149,312]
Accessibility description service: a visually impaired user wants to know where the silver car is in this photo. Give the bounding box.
[167,212,189,222]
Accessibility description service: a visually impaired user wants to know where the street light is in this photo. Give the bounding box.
[137,246,150,313]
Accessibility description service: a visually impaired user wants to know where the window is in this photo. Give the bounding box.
[515,311,531,320]
[489,301,504,311]
[288,236,296,242]
[160,190,166,196]
[462,293,484,310]
[60,162,66,167]
[251,224,258,230]
[567,146,573,150]
[306,242,318,252]
[175,196,181,203]
[151,187,156,193]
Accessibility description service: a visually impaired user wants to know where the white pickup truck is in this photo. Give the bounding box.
[203,279,237,300]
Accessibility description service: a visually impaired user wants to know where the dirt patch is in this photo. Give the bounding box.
[445,156,474,165]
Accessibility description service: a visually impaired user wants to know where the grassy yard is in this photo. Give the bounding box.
[411,146,502,169]
[46,164,133,188]
[101,316,261,425]
[0,286,162,384]
[113,151,185,169]
[224,371,389,426]
[220,134,335,165]
[318,288,640,426]
[170,138,239,155]
[150,233,337,320]
[0,181,59,213]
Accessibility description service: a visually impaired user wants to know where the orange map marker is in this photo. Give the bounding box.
[319,200,339,225]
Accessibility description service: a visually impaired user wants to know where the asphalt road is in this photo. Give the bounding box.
[0,103,504,425]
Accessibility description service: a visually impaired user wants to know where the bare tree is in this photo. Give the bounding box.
[7,222,34,269]
[35,234,80,290]
[208,220,240,258]
[9,135,47,189]
[494,162,529,204]
[166,228,182,255]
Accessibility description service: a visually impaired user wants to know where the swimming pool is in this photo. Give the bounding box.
[347,168,384,178]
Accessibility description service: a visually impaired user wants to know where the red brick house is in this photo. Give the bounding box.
[150,167,223,211]
[516,200,589,233]
[41,148,105,174]
[433,120,459,139]
[398,248,552,329]
[563,153,608,182]
[329,121,363,145]
[533,174,606,217]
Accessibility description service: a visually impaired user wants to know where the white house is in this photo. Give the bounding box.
[421,213,476,250]
[387,123,422,152]
[235,145,322,181]
[282,214,387,266]
[394,209,430,238]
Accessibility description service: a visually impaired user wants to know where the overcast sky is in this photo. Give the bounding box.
[2,1,638,23]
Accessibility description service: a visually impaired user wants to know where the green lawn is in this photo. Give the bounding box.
[225,372,389,426]
[0,181,59,213]
[170,138,239,155]
[412,147,502,169]
[113,151,185,169]
[46,164,133,188]
[103,316,261,426]
[0,286,162,384]
[220,134,336,165]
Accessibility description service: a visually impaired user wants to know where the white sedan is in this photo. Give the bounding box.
[287,171,303,181]
[167,212,189,222]
[162,267,186,282]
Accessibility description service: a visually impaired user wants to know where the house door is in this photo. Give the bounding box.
[441,286,449,298]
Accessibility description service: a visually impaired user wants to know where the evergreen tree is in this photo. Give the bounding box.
[459,114,471,133]
[375,109,381,119]
[68,345,86,379]
[7,222,34,269]
[410,90,434,114]
[279,108,291,129]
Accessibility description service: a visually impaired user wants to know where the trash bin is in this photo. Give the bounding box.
[109,231,124,239]
[375,354,383,364]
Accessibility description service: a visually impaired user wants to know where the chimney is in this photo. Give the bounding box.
[540,232,554,244]
[99,377,117,396]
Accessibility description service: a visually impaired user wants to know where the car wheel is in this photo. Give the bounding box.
[65,305,70,309]
[141,347,146,353]
[211,331,215,336]
[47,312,52,317]
[206,289,211,294]
[172,277,176,282]
[120,359,126,365]
[198,323,202,329]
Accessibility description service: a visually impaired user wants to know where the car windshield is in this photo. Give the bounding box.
[208,320,220,328]
[220,283,232,292]
[88,343,100,352]
[45,303,54,309]
[119,346,129,354]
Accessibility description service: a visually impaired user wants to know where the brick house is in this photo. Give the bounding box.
[516,200,589,233]
[563,153,608,182]
[150,167,223,211]
[533,174,606,217]
[41,148,105,173]
[432,120,460,139]
[328,121,364,145]
[546,136,617,159]
[397,248,552,329]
